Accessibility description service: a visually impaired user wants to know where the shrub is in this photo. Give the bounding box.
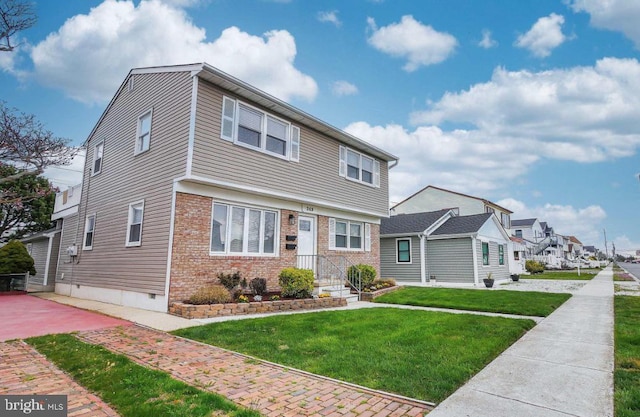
[0,240,36,275]
[249,277,267,296]
[375,278,396,287]
[217,271,242,291]
[278,267,314,299]
[188,285,231,305]
[347,264,377,288]
[525,260,545,274]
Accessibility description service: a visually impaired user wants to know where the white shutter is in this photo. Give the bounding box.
[373,160,380,188]
[290,125,300,162]
[339,146,347,177]
[364,223,371,252]
[221,97,236,141]
[328,218,336,250]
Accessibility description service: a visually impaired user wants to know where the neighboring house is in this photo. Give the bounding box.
[509,236,527,275]
[380,210,511,285]
[21,228,61,292]
[391,185,513,230]
[510,218,545,243]
[54,63,397,312]
[583,245,597,258]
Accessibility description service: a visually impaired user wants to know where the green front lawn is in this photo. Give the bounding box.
[526,270,599,280]
[174,308,534,403]
[615,296,640,417]
[27,334,261,417]
[373,287,570,317]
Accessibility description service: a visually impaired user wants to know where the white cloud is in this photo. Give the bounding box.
[515,13,568,57]
[317,10,341,27]
[411,58,640,163]
[478,29,498,49]
[344,122,538,205]
[366,15,457,71]
[569,0,640,48]
[498,198,607,246]
[331,80,358,96]
[27,0,317,104]
[612,235,640,256]
[43,150,86,190]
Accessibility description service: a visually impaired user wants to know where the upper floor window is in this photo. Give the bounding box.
[485,206,495,214]
[211,202,278,256]
[135,110,152,155]
[92,140,104,176]
[329,218,371,251]
[221,96,300,162]
[126,201,144,246]
[501,213,510,229]
[83,214,96,250]
[515,229,523,238]
[339,146,380,187]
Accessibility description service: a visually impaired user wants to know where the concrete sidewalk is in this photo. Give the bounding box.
[427,266,614,417]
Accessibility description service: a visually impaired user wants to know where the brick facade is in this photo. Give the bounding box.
[169,192,381,304]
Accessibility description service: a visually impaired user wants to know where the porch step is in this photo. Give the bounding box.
[319,285,359,303]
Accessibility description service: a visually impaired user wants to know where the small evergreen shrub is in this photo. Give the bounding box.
[525,260,545,274]
[0,240,36,275]
[249,277,267,296]
[347,264,377,288]
[217,271,242,291]
[278,267,314,299]
[188,285,231,305]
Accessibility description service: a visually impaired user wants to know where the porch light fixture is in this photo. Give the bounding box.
[288,214,296,226]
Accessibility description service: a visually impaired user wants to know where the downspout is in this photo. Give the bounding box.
[471,236,479,286]
[419,234,426,284]
[43,234,54,286]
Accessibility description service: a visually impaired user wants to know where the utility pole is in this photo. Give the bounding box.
[603,228,609,259]
[612,243,616,259]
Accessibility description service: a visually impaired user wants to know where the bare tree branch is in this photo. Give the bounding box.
[0,0,36,52]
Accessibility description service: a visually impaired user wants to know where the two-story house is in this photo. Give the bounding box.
[54,63,397,312]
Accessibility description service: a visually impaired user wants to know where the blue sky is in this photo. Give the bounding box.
[2,0,639,255]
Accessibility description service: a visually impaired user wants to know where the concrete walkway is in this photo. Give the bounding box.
[427,266,614,417]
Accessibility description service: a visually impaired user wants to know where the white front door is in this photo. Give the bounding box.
[297,215,316,270]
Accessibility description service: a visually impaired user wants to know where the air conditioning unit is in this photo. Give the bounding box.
[67,245,78,257]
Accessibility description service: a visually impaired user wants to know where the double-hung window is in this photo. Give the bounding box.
[397,239,411,263]
[498,244,505,265]
[329,218,371,251]
[135,110,152,154]
[211,202,278,256]
[221,97,300,161]
[126,201,144,246]
[83,214,96,250]
[339,146,380,187]
[482,241,489,265]
[92,140,104,176]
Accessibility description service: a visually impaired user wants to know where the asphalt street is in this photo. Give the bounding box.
[619,262,640,280]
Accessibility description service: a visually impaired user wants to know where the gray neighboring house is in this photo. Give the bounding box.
[380,210,511,285]
[21,228,61,292]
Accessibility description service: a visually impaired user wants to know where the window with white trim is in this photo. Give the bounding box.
[498,244,505,265]
[126,201,144,247]
[482,241,489,265]
[83,214,96,250]
[210,202,278,256]
[329,218,371,251]
[26,243,33,255]
[396,238,411,263]
[221,96,299,161]
[135,110,152,154]
[92,140,104,176]
[339,146,380,187]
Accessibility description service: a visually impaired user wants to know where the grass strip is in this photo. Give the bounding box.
[174,308,534,403]
[27,334,261,417]
[615,296,640,417]
[373,287,570,317]
[525,270,599,280]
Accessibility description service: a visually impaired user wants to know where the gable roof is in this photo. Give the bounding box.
[431,213,493,236]
[584,245,596,252]
[511,218,537,227]
[569,236,583,245]
[85,63,398,164]
[391,185,513,214]
[380,209,451,235]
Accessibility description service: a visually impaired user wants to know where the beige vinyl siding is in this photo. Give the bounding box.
[478,240,510,281]
[191,80,389,216]
[380,236,421,282]
[427,238,475,283]
[56,215,77,282]
[71,71,192,295]
[28,239,49,285]
[393,188,485,216]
